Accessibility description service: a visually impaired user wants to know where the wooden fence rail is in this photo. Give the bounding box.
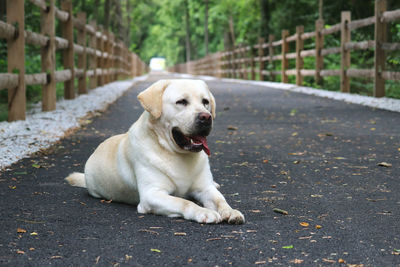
[170,0,400,99]
[0,0,148,121]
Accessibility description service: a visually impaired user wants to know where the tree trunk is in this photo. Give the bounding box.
[204,0,209,55]
[125,0,132,46]
[93,0,100,24]
[81,0,86,14]
[104,0,111,30]
[0,0,6,21]
[260,0,270,38]
[184,0,191,62]
[113,0,122,40]
[228,15,235,46]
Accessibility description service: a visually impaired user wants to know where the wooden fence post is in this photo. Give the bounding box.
[232,46,237,79]
[268,34,275,81]
[110,33,115,82]
[250,47,255,80]
[340,11,351,93]
[7,0,26,121]
[115,41,120,81]
[41,0,56,111]
[258,37,265,81]
[61,0,75,99]
[296,25,304,85]
[132,53,137,77]
[229,48,234,78]
[242,45,247,79]
[77,12,87,94]
[315,19,324,85]
[89,20,97,89]
[103,32,109,84]
[281,30,289,83]
[97,27,104,86]
[374,0,387,98]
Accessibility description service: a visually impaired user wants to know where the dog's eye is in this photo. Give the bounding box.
[202,99,209,106]
[176,99,188,106]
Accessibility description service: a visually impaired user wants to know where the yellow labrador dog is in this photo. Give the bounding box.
[65,79,245,224]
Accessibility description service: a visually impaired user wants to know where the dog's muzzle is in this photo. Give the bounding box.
[172,112,212,156]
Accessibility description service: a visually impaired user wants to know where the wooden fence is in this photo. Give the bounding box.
[0,0,148,121]
[170,0,400,99]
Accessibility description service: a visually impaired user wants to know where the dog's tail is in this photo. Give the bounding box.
[65,172,86,188]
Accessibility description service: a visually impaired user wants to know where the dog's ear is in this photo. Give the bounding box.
[137,80,171,119]
[209,90,216,119]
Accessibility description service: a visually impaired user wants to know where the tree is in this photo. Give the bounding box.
[184,0,191,62]
[204,0,209,55]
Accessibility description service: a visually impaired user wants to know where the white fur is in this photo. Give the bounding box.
[65,79,244,224]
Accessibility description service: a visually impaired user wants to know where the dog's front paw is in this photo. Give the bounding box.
[194,208,222,224]
[220,208,245,224]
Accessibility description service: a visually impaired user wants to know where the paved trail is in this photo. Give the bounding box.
[1,74,399,266]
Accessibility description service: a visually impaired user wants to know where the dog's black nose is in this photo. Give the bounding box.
[197,112,212,125]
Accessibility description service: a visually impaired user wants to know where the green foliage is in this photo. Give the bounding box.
[1,0,400,122]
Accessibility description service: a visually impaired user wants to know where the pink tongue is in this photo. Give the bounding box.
[193,136,210,156]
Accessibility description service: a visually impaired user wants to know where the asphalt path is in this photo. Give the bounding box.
[1,74,399,266]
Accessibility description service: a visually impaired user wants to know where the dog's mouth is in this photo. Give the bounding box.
[172,127,210,156]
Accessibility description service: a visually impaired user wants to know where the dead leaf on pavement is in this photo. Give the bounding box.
[17,228,26,233]
[299,222,309,227]
[377,162,392,167]
[289,259,304,264]
[322,258,336,263]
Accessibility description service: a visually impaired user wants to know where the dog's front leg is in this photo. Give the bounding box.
[137,188,222,224]
[193,185,245,224]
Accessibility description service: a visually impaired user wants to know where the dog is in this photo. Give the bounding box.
[65,79,245,224]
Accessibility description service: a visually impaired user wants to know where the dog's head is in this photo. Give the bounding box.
[138,79,216,155]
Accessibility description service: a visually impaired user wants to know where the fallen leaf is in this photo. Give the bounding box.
[9,185,16,189]
[249,210,261,213]
[311,194,323,198]
[322,258,336,263]
[30,232,38,236]
[273,208,288,215]
[289,259,304,264]
[125,255,132,261]
[334,157,346,160]
[32,164,41,169]
[14,171,28,175]
[255,261,267,265]
[150,248,161,253]
[206,237,222,241]
[338,258,346,263]
[227,126,238,131]
[299,222,309,227]
[174,232,187,236]
[288,151,306,156]
[17,228,26,233]
[246,230,257,233]
[291,132,298,136]
[315,225,322,229]
[17,250,25,254]
[282,245,293,249]
[263,159,269,164]
[50,255,62,259]
[377,162,392,167]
